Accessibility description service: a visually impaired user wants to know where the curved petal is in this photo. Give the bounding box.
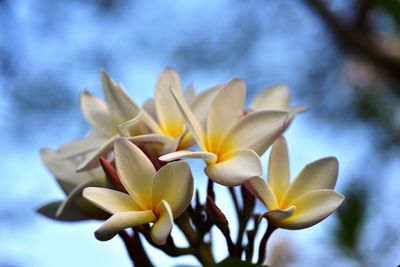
[77,137,116,172]
[159,150,217,164]
[184,83,196,105]
[143,98,157,121]
[150,200,174,245]
[220,110,289,156]
[190,84,223,127]
[40,149,92,193]
[83,187,142,214]
[248,176,279,210]
[80,91,117,137]
[281,157,339,207]
[268,136,290,202]
[115,138,156,210]
[127,134,174,145]
[251,84,290,111]
[118,111,162,137]
[56,179,108,219]
[95,210,156,241]
[170,87,206,150]
[205,149,262,186]
[261,206,296,225]
[280,190,344,230]
[56,136,106,158]
[207,78,245,152]
[151,162,193,217]
[37,201,91,222]
[101,70,140,122]
[155,68,184,138]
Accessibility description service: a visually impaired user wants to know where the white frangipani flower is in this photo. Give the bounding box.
[83,138,194,245]
[160,78,290,186]
[249,136,344,229]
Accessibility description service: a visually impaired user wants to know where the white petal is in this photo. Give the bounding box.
[83,187,142,214]
[80,91,117,137]
[280,190,344,230]
[143,98,157,121]
[150,200,174,245]
[268,136,290,202]
[115,138,156,210]
[56,179,107,218]
[248,176,279,210]
[205,149,262,186]
[281,157,339,206]
[127,134,174,145]
[190,84,222,127]
[95,210,156,241]
[159,150,217,164]
[170,86,206,150]
[184,83,196,105]
[220,110,289,156]
[151,162,193,217]
[101,70,140,122]
[40,149,91,193]
[262,206,296,224]
[207,78,245,152]
[77,137,116,172]
[55,136,106,158]
[118,111,162,137]
[251,84,290,111]
[155,68,184,138]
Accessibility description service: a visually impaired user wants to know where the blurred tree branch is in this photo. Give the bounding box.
[302,0,400,91]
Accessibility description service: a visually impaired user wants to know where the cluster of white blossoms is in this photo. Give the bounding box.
[38,68,344,264]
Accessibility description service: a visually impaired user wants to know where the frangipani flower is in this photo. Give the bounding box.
[37,148,109,221]
[83,138,194,244]
[160,78,290,186]
[56,71,141,160]
[249,136,344,229]
[78,68,222,171]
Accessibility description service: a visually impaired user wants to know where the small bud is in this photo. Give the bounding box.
[99,157,127,193]
[205,196,230,236]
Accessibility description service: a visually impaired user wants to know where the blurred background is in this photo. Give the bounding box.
[1,0,400,266]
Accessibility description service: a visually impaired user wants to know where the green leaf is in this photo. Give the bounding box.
[210,257,269,267]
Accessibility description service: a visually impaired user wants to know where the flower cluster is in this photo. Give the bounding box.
[38,68,344,265]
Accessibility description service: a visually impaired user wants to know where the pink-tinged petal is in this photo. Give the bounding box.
[207,78,245,152]
[77,137,116,172]
[95,210,156,241]
[280,190,344,230]
[268,137,290,202]
[248,176,279,210]
[281,157,339,207]
[80,91,117,137]
[170,87,206,150]
[115,138,156,210]
[151,162,194,217]
[220,110,289,156]
[159,150,217,164]
[155,68,184,138]
[190,84,223,127]
[205,149,262,186]
[150,200,174,245]
[83,187,142,214]
[101,70,140,122]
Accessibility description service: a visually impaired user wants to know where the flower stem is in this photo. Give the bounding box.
[119,230,153,267]
[257,224,277,265]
